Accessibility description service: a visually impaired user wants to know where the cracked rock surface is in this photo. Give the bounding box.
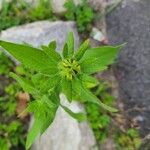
[106,0,150,137]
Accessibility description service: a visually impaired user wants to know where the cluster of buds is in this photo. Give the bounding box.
[58,58,81,80]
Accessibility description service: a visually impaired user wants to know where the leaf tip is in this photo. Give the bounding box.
[111,108,118,113]
[116,43,127,50]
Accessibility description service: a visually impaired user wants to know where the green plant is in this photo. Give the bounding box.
[28,0,53,21]
[0,32,123,149]
[115,128,141,150]
[0,0,29,31]
[64,0,94,32]
[0,0,54,31]
[86,102,111,142]
[0,121,25,150]
[0,52,26,150]
[0,51,14,75]
[86,82,115,144]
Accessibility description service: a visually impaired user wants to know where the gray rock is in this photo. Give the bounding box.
[50,0,66,14]
[0,21,96,150]
[106,0,150,137]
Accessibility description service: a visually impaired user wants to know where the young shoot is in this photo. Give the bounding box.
[0,32,123,149]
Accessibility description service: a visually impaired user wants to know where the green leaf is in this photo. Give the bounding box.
[48,41,57,50]
[0,138,9,150]
[66,32,74,57]
[10,72,38,96]
[61,78,73,102]
[61,77,83,101]
[71,77,82,99]
[49,88,61,105]
[82,87,118,112]
[74,39,90,61]
[40,95,59,134]
[26,118,41,150]
[31,73,60,94]
[0,40,58,75]
[127,128,139,138]
[80,57,108,74]
[80,45,124,74]
[45,91,60,107]
[64,0,76,20]
[25,101,41,150]
[78,74,99,88]
[10,72,60,98]
[61,104,87,122]
[76,78,118,112]
[26,99,59,149]
[62,43,68,58]
[42,41,61,62]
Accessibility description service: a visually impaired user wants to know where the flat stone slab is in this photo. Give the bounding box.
[0,21,96,150]
[106,0,150,136]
